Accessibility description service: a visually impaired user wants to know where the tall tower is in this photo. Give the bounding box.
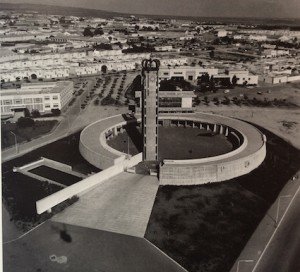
[141,59,160,162]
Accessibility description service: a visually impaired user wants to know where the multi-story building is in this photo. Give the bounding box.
[0,81,73,117]
[135,65,197,115]
[135,87,196,115]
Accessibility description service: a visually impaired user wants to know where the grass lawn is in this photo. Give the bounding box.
[1,120,58,150]
[145,125,300,272]
[108,126,233,161]
[30,165,82,186]
[2,132,98,233]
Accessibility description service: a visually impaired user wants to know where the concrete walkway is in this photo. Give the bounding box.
[3,220,187,272]
[52,172,159,237]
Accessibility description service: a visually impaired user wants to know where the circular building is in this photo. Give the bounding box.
[79,112,266,186]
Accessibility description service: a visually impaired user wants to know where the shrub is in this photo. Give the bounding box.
[17,117,35,128]
[51,109,61,116]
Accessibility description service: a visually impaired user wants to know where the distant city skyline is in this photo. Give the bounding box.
[0,0,300,19]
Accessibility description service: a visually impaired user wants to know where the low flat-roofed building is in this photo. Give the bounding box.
[1,66,70,82]
[154,45,173,52]
[228,70,258,85]
[159,66,219,82]
[0,81,73,116]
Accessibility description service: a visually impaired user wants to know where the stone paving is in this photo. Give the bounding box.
[52,172,159,237]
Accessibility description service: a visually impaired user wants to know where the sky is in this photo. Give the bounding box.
[1,0,300,19]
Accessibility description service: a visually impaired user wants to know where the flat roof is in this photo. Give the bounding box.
[0,81,73,96]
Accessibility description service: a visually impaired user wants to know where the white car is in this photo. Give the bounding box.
[224,89,230,94]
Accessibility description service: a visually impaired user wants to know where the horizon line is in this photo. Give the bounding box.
[1,2,300,21]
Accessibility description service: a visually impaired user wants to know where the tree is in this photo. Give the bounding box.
[101,65,107,74]
[209,76,216,92]
[59,16,66,24]
[83,27,93,37]
[51,109,61,116]
[200,73,210,83]
[24,108,31,117]
[232,75,238,86]
[17,117,35,128]
[31,109,40,118]
[94,28,104,36]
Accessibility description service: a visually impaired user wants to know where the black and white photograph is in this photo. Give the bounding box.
[0,0,300,271]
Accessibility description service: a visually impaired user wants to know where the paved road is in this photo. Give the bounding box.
[1,77,96,163]
[230,173,300,272]
[253,184,300,272]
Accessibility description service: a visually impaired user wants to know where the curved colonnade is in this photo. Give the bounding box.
[79,113,266,185]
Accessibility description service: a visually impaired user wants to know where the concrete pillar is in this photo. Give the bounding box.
[163,119,171,127]
[213,124,217,133]
[113,127,118,136]
[225,127,229,136]
[219,125,224,135]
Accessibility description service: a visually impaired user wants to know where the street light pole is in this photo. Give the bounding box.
[236,259,254,272]
[9,131,18,154]
[275,195,292,226]
[127,134,129,156]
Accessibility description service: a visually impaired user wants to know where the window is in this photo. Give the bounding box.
[3,100,12,105]
[24,98,33,103]
[34,98,42,103]
[53,104,59,108]
[52,95,58,100]
[188,75,193,80]
[45,104,50,108]
[14,99,22,104]
[44,96,50,100]
[163,72,169,75]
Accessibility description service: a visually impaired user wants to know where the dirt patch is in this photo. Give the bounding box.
[108,126,233,161]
